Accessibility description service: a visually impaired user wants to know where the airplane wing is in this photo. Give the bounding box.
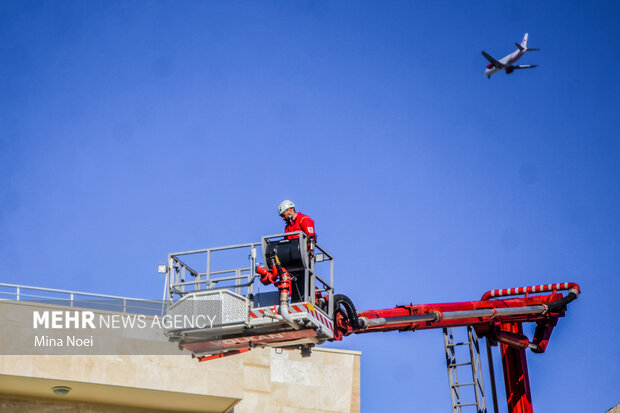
[481,51,504,69]
[512,64,538,70]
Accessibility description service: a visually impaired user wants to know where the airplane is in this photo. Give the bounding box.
[482,33,539,78]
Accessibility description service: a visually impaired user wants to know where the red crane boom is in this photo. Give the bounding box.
[328,282,580,413]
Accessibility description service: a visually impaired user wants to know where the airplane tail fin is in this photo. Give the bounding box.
[518,33,539,51]
[521,33,528,48]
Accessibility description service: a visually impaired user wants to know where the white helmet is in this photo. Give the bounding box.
[278,200,295,216]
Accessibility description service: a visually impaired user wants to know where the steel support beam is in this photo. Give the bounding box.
[500,322,533,413]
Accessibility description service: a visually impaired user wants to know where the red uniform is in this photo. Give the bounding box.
[285,212,316,241]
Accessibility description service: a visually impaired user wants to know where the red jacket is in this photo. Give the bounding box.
[285,212,316,241]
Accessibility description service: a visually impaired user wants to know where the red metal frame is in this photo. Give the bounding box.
[500,322,533,413]
[336,292,563,338]
[329,282,580,413]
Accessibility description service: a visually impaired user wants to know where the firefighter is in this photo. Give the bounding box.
[278,200,316,242]
[277,200,316,302]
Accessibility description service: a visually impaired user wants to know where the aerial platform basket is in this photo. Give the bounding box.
[162,232,335,358]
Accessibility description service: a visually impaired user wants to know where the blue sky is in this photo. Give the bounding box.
[1,1,619,411]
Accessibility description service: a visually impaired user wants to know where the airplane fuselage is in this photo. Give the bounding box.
[484,49,526,77]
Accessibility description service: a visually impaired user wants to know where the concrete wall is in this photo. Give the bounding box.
[607,403,620,413]
[237,347,360,413]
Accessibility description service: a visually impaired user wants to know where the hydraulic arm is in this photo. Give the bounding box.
[328,282,580,413]
[332,283,580,349]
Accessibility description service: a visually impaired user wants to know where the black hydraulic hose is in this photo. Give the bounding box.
[546,290,579,312]
[333,294,363,329]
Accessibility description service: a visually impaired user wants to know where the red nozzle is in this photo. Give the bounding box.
[257,265,278,285]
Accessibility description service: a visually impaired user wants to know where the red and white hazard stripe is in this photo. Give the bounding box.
[307,305,334,331]
[249,303,334,332]
[249,305,278,319]
[481,282,580,301]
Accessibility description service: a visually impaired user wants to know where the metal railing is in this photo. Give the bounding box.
[0,283,166,316]
[166,241,261,299]
[165,232,335,318]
